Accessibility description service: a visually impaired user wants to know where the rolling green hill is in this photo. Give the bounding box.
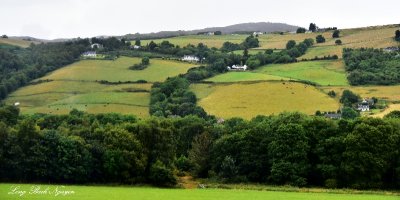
[5,57,198,116]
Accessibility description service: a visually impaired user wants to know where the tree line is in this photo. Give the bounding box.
[343,48,400,85]
[0,40,89,100]
[0,105,399,189]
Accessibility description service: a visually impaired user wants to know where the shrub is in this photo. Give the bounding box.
[149,160,177,186]
[316,35,326,43]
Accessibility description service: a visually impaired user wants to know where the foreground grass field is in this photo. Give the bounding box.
[0,184,398,200]
[254,60,348,86]
[191,82,340,119]
[4,57,197,116]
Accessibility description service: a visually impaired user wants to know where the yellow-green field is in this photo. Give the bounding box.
[140,35,246,48]
[4,57,198,116]
[372,104,400,118]
[42,57,197,82]
[254,60,348,86]
[191,82,340,119]
[320,85,400,102]
[0,38,38,48]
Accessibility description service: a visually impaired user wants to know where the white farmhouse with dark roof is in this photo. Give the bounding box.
[182,55,200,62]
[227,65,248,71]
[82,51,97,58]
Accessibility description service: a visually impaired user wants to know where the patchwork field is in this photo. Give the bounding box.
[4,57,198,116]
[254,60,348,86]
[0,184,398,200]
[191,82,340,119]
[138,25,399,60]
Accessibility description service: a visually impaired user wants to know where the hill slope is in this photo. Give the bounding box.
[124,22,298,39]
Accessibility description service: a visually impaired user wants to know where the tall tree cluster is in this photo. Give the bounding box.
[0,106,399,189]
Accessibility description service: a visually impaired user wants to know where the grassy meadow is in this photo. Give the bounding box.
[5,57,198,116]
[254,60,348,86]
[191,82,340,119]
[0,184,398,200]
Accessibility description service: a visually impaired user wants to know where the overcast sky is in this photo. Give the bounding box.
[1,0,399,39]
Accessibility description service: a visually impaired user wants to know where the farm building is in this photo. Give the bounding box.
[182,55,200,62]
[227,65,248,71]
[133,45,141,49]
[82,51,97,58]
[357,99,373,112]
[324,113,341,119]
[253,32,264,35]
[383,46,399,52]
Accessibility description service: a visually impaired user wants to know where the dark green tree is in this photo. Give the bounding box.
[332,30,340,38]
[309,23,317,32]
[335,39,342,45]
[340,90,360,104]
[268,123,309,186]
[286,40,297,50]
[135,39,141,46]
[296,27,307,33]
[395,30,400,41]
[316,35,326,43]
[341,107,359,119]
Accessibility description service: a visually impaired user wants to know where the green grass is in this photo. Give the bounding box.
[192,82,340,119]
[300,45,343,59]
[206,72,287,82]
[0,184,398,200]
[255,60,348,86]
[4,56,197,116]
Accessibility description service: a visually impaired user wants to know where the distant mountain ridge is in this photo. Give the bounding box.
[123,22,299,40]
[7,22,299,42]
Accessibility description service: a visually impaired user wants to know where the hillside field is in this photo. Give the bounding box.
[191,82,340,119]
[138,25,399,57]
[4,57,198,116]
[0,38,36,48]
[41,57,197,82]
[0,184,398,200]
[254,60,348,86]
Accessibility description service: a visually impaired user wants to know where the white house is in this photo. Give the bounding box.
[91,43,103,49]
[182,55,200,62]
[227,65,248,71]
[133,45,141,49]
[253,32,264,36]
[14,102,20,106]
[357,99,370,112]
[82,51,97,58]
